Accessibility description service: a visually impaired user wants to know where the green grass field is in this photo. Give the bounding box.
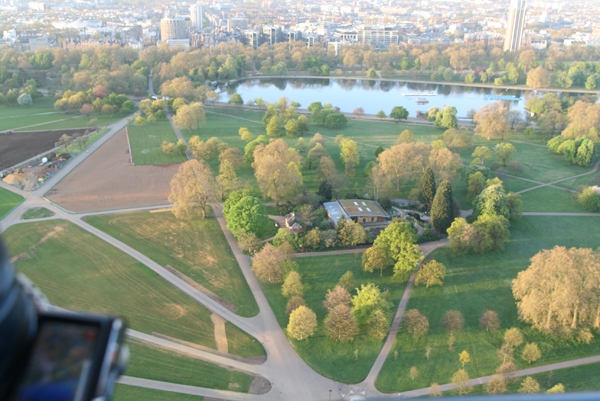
[2,220,265,356]
[21,207,55,220]
[127,121,187,165]
[375,215,600,393]
[555,169,600,192]
[0,186,23,219]
[85,209,260,318]
[519,187,583,213]
[0,97,55,118]
[0,113,80,131]
[17,114,123,131]
[261,253,407,384]
[125,340,254,392]
[113,385,203,401]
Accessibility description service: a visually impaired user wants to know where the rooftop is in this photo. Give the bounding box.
[338,199,389,218]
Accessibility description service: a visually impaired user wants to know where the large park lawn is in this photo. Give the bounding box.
[127,121,187,165]
[125,340,254,392]
[261,253,407,384]
[376,215,600,393]
[2,220,257,357]
[519,186,583,213]
[0,186,23,219]
[86,209,260,317]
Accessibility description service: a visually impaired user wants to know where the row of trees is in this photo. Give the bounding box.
[54,86,135,116]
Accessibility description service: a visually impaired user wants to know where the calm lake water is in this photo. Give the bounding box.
[224,78,536,118]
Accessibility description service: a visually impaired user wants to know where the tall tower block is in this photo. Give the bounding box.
[504,0,527,52]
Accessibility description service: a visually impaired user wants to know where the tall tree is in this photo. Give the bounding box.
[352,283,392,325]
[362,245,393,277]
[323,285,352,311]
[390,106,409,121]
[372,221,423,282]
[266,115,282,137]
[479,310,501,331]
[442,310,464,333]
[415,260,446,288]
[282,271,304,298]
[419,167,436,211]
[339,138,360,176]
[378,142,430,191]
[402,309,429,338]
[431,181,453,233]
[495,143,516,167]
[168,160,216,220]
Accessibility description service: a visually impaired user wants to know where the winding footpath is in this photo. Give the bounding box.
[2,113,600,400]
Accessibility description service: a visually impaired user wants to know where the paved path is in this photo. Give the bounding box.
[360,239,449,395]
[166,111,194,160]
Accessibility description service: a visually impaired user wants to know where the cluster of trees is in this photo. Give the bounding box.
[367,134,463,205]
[362,221,423,282]
[135,98,168,125]
[54,86,135,116]
[448,177,521,254]
[262,97,310,138]
[547,136,595,167]
[308,101,348,129]
[426,106,458,129]
[513,246,600,335]
[172,101,206,132]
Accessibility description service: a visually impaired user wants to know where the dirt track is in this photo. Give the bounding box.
[46,128,179,212]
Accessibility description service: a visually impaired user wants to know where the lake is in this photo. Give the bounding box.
[223,78,535,118]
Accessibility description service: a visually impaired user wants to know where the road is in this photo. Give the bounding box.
[3,112,600,400]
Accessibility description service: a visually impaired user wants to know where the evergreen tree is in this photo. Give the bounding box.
[431,181,453,233]
[318,180,333,201]
[419,167,436,211]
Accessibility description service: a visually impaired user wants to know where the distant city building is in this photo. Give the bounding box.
[243,30,259,49]
[160,17,187,41]
[356,26,399,48]
[189,4,203,30]
[503,0,527,52]
[261,25,281,45]
[227,18,248,32]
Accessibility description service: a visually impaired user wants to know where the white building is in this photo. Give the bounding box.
[504,0,528,52]
[190,4,203,30]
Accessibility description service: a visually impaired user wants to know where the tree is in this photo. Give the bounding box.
[80,103,94,117]
[173,102,206,133]
[577,187,600,212]
[451,369,472,395]
[419,167,436,211]
[362,246,393,277]
[237,230,258,254]
[486,375,507,395]
[287,305,317,340]
[323,285,352,311]
[307,143,327,169]
[378,142,430,191]
[168,160,216,220]
[282,271,304,298]
[472,146,493,166]
[415,260,446,288]
[474,104,510,140]
[286,296,306,315]
[504,328,524,348]
[495,143,516,167]
[467,172,486,203]
[398,130,415,143]
[390,106,409,121]
[519,377,541,393]
[338,271,355,293]
[428,148,462,185]
[266,115,282,137]
[239,127,254,142]
[325,304,358,341]
[442,310,464,333]
[522,342,542,364]
[585,75,597,91]
[161,141,176,154]
[228,93,243,106]
[352,283,392,325]
[472,184,509,220]
[217,160,241,197]
[479,310,501,331]
[459,350,471,367]
[376,110,387,119]
[431,181,453,233]
[353,107,364,119]
[437,106,458,129]
[367,309,390,340]
[546,384,565,394]
[526,66,551,88]
[430,383,442,397]
[373,221,423,282]
[513,246,600,332]
[472,214,510,253]
[410,366,419,381]
[403,309,429,338]
[17,93,32,106]
[339,138,360,176]
[251,243,286,283]
[253,140,302,206]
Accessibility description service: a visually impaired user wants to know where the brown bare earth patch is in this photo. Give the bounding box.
[10,223,67,263]
[0,128,91,170]
[46,128,180,212]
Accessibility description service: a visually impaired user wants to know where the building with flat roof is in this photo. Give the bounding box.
[324,200,389,228]
[160,17,187,41]
[190,4,203,30]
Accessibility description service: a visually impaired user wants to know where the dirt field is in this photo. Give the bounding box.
[46,128,180,212]
[0,128,90,170]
